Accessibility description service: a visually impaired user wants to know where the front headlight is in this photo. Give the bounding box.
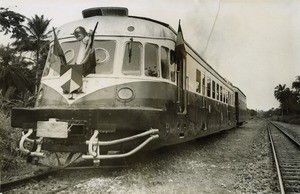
[117,87,134,102]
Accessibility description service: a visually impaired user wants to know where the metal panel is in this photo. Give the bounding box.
[37,119,68,138]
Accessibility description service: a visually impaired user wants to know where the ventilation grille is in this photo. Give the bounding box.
[82,7,128,18]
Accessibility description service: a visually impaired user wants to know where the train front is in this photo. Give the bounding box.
[11,7,177,165]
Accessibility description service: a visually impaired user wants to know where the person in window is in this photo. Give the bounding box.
[145,66,158,77]
[74,27,88,43]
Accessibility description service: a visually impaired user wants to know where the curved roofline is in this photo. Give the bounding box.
[53,10,240,93]
[129,15,233,88]
[234,86,246,97]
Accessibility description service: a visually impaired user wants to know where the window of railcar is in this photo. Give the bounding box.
[212,81,216,99]
[220,86,223,102]
[122,42,142,75]
[233,93,235,105]
[196,69,201,93]
[44,41,81,77]
[207,77,211,97]
[42,46,52,77]
[61,41,81,64]
[216,83,219,100]
[161,46,169,79]
[170,50,176,82]
[202,74,206,95]
[226,91,228,103]
[145,43,159,77]
[43,43,70,77]
[94,40,116,74]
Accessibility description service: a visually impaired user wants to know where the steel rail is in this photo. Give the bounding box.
[270,121,300,147]
[267,125,285,194]
[0,168,59,192]
[0,153,82,192]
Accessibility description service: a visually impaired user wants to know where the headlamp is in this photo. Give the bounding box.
[117,87,134,101]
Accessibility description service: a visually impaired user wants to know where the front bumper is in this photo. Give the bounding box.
[11,107,164,131]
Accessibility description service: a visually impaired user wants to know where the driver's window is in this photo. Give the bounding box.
[94,40,116,74]
[122,42,142,75]
[145,43,159,77]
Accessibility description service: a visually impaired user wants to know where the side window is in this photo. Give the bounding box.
[207,77,211,97]
[170,50,176,82]
[202,74,205,95]
[161,46,169,79]
[196,69,201,93]
[122,42,142,75]
[226,91,228,103]
[220,86,223,102]
[145,43,159,77]
[216,83,219,100]
[212,80,215,99]
[94,40,116,74]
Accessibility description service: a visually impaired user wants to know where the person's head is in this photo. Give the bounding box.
[74,26,87,41]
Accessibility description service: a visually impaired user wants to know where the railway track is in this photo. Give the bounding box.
[0,153,128,193]
[268,121,300,194]
[0,167,61,192]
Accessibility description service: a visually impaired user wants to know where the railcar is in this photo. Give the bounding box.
[234,86,248,125]
[11,7,247,166]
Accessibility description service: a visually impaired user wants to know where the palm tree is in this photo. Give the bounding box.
[26,15,51,92]
[14,15,51,92]
[274,84,286,103]
[274,84,288,116]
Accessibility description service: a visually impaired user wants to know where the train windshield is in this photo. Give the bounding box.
[42,40,116,77]
[122,42,142,75]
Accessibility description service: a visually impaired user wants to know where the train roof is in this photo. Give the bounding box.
[52,7,234,90]
[53,11,175,41]
[233,86,246,98]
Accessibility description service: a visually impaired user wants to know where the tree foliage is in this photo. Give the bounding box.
[19,15,51,92]
[0,8,52,110]
[1,7,51,95]
[274,76,300,115]
[0,7,27,39]
[292,76,300,93]
[0,45,34,97]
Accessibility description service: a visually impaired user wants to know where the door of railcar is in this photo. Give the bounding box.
[177,57,187,114]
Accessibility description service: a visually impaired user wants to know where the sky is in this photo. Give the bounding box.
[1,0,300,111]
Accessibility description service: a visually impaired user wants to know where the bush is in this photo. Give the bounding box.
[0,90,34,171]
[0,108,24,170]
[275,115,300,125]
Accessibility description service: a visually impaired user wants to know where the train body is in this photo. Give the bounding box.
[11,7,247,164]
[234,86,247,125]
